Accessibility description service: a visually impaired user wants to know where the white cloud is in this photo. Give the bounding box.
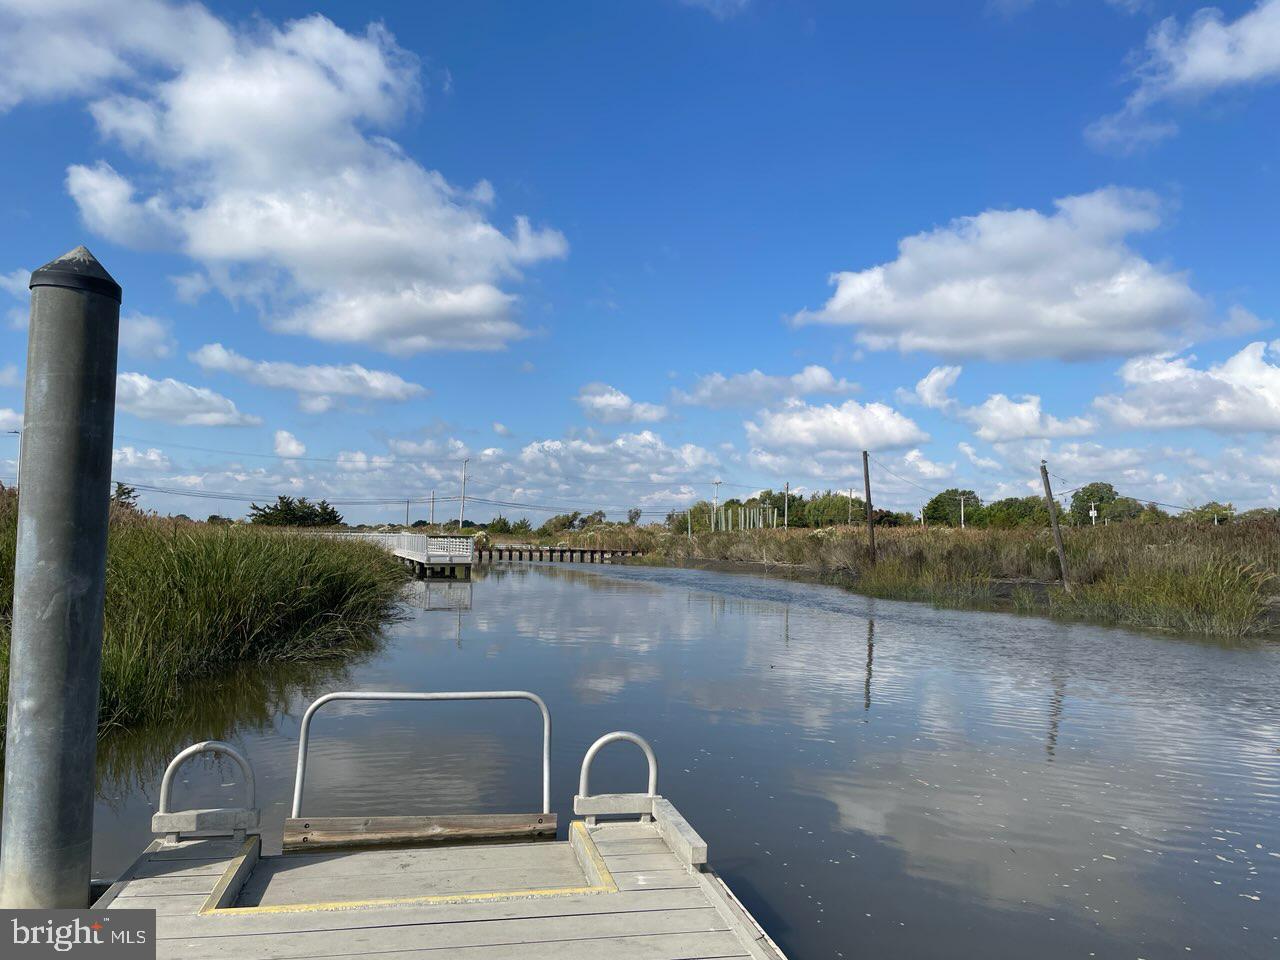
[0,364,18,388]
[115,372,259,426]
[679,0,750,18]
[0,0,230,111]
[674,365,856,408]
[905,365,961,409]
[119,311,176,359]
[577,383,668,424]
[792,188,1217,361]
[1096,341,1280,432]
[112,445,170,470]
[964,393,1095,442]
[492,422,512,437]
[0,408,20,431]
[336,450,394,472]
[191,343,424,411]
[273,430,306,458]
[1090,0,1280,149]
[744,398,927,453]
[958,442,1002,471]
[517,431,717,493]
[0,268,29,297]
[36,6,565,354]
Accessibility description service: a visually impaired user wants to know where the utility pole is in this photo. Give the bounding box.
[1040,460,1071,593]
[458,458,469,528]
[4,428,19,488]
[960,495,966,529]
[847,487,853,525]
[1,247,121,907]
[430,489,435,526]
[405,499,410,527]
[712,480,722,532]
[784,481,789,529]
[1089,501,1098,526]
[686,509,692,541]
[862,450,876,562]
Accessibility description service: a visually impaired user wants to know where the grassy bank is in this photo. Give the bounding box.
[646,523,1280,639]
[472,519,1280,639]
[0,489,410,741]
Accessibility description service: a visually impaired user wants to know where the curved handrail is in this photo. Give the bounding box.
[290,691,552,818]
[578,731,658,798]
[158,741,255,814]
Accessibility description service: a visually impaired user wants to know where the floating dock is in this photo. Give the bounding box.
[96,691,785,960]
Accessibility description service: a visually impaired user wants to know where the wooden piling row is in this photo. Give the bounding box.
[476,546,642,564]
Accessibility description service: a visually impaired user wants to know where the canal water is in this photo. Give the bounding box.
[91,563,1280,959]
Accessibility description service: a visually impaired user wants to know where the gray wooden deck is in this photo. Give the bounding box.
[97,822,785,959]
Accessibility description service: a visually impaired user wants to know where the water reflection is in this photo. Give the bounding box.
[87,563,1280,959]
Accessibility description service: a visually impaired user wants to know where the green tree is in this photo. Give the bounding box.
[205,514,232,526]
[113,481,140,509]
[537,512,580,536]
[923,489,980,527]
[511,517,533,535]
[983,496,1048,529]
[578,510,607,528]
[1068,482,1118,526]
[1183,501,1235,524]
[627,508,642,525]
[487,515,512,535]
[1100,497,1144,523]
[248,495,343,527]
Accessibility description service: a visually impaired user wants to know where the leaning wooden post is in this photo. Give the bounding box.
[0,247,121,907]
[1040,460,1071,593]
[862,450,876,563]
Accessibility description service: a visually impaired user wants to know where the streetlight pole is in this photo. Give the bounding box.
[458,458,469,528]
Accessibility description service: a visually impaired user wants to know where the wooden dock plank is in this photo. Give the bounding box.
[589,822,663,842]
[259,841,582,881]
[613,869,701,892]
[109,893,210,916]
[156,889,710,939]
[240,859,591,907]
[159,907,730,959]
[132,858,236,880]
[591,838,670,855]
[600,852,686,872]
[170,933,747,960]
[103,875,222,898]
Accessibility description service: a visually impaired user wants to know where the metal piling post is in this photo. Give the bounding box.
[0,247,121,907]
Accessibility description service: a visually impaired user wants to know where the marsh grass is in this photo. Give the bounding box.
[606,520,1280,639]
[0,489,409,742]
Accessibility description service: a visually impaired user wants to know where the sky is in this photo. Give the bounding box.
[1,0,1279,524]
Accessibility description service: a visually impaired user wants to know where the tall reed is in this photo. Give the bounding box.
[0,490,409,742]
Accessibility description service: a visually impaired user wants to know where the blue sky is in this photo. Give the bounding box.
[1,0,1279,523]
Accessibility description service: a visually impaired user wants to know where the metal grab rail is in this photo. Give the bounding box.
[578,731,658,799]
[158,741,256,814]
[290,691,552,818]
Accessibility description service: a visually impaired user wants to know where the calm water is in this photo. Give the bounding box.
[91,564,1280,958]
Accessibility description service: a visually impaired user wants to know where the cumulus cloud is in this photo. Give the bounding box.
[577,383,668,424]
[191,343,424,412]
[958,442,1002,471]
[1096,341,1280,432]
[1089,0,1280,150]
[904,365,961,409]
[674,365,856,408]
[112,445,170,470]
[274,430,306,458]
[744,398,927,453]
[0,268,29,297]
[964,393,1095,442]
[792,188,1220,361]
[21,5,566,354]
[119,311,176,359]
[517,431,718,497]
[904,365,1094,442]
[679,0,751,18]
[115,372,259,426]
